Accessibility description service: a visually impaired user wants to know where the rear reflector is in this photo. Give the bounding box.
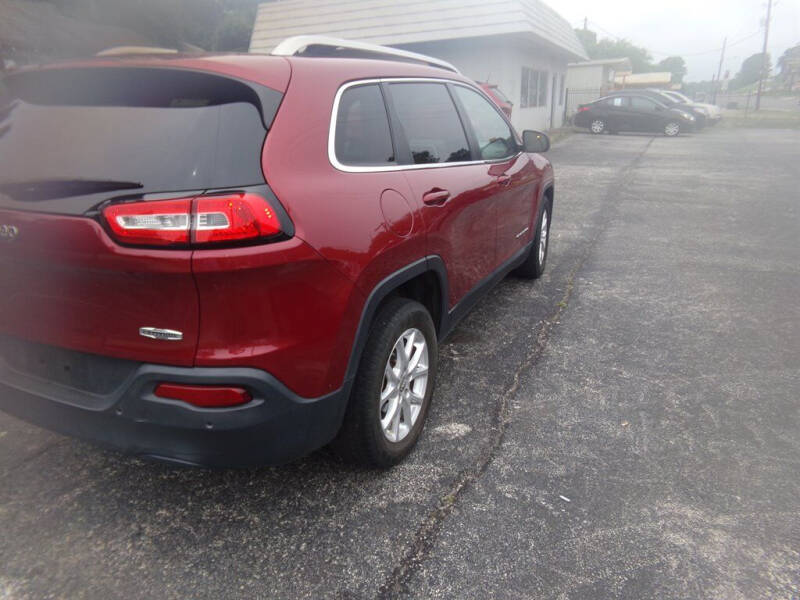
[102,192,282,248]
[154,383,252,408]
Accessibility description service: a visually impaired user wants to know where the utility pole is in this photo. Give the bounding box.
[583,17,588,31]
[713,37,727,105]
[756,0,772,111]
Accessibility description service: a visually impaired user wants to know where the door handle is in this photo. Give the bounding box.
[496,175,511,186]
[422,189,451,205]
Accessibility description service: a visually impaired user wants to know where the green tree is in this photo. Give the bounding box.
[656,56,687,84]
[574,29,654,73]
[575,28,597,57]
[777,43,800,90]
[732,52,771,90]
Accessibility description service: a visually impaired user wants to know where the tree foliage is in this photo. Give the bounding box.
[38,0,261,51]
[731,52,771,90]
[656,56,687,84]
[574,28,655,73]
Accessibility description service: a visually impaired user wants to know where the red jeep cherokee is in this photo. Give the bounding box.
[0,39,554,467]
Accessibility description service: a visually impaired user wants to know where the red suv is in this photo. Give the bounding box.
[0,39,554,467]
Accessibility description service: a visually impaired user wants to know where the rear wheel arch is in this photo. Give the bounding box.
[344,258,449,386]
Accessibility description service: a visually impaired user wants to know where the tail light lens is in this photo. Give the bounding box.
[577,106,590,112]
[194,193,281,244]
[104,198,191,247]
[102,192,283,248]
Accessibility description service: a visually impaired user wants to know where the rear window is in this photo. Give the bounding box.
[0,68,279,204]
[334,84,395,167]
[388,83,470,165]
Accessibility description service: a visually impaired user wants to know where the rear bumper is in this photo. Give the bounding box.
[0,354,350,467]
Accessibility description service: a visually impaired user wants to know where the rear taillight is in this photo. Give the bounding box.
[577,106,590,112]
[102,192,283,248]
[194,193,281,244]
[104,198,192,247]
[154,383,252,408]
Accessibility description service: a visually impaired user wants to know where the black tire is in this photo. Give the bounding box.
[514,201,551,279]
[331,298,438,468]
[589,119,606,134]
[664,121,681,137]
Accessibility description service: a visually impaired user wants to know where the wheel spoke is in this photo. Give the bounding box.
[381,395,399,430]
[384,361,399,386]
[392,402,402,439]
[406,343,423,376]
[401,396,413,425]
[394,338,408,372]
[409,389,425,405]
[410,365,428,381]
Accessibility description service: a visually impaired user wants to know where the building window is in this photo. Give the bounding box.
[520,67,548,108]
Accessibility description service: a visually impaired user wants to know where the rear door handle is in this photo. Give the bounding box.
[422,189,451,205]
[496,175,511,186]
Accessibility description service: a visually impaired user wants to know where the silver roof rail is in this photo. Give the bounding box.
[271,35,461,74]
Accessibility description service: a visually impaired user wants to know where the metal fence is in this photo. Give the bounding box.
[564,88,604,123]
[713,93,799,112]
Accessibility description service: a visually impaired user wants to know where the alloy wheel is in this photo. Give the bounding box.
[590,120,605,134]
[538,209,549,265]
[380,328,429,443]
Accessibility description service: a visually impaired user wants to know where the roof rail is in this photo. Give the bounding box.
[96,46,179,57]
[271,36,461,74]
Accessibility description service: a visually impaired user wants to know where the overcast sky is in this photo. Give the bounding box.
[557,0,800,81]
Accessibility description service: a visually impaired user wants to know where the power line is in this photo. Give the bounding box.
[582,19,762,59]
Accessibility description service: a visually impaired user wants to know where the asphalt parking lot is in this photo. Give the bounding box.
[1,127,799,600]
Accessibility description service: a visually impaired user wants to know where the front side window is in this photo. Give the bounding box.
[334,84,395,167]
[388,83,470,165]
[630,96,658,111]
[454,86,516,160]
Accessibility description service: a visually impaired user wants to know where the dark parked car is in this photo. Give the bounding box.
[575,93,696,136]
[0,37,554,468]
[611,88,708,128]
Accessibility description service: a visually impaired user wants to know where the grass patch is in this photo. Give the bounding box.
[720,109,800,129]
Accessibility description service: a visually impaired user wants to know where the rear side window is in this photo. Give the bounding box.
[453,86,516,160]
[334,84,395,166]
[0,68,276,205]
[606,96,628,108]
[388,83,470,165]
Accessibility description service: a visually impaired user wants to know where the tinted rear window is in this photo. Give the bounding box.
[334,84,395,167]
[0,68,276,205]
[388,83,470,165]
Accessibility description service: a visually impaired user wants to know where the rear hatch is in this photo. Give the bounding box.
[0,65,281,366]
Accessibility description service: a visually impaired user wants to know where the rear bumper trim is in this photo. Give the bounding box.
[0,361,351,467]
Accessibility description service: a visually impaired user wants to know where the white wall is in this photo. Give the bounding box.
[566,64,604,91]
[394,36,569,131]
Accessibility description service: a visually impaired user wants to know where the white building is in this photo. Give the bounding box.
[249,0,587,131]
[566,57,632,94]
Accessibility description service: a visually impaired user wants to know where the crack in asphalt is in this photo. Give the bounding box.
[375,136,656,599]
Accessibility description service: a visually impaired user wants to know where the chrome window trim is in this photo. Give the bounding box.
[328,77,522,174]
